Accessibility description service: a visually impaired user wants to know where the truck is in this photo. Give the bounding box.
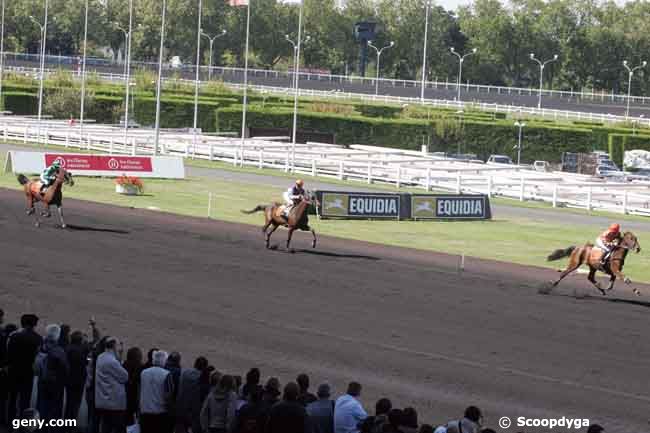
[561,152,598,175]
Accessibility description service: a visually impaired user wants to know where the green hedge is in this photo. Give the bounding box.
[133,97,222,132]
[608,134,625,167]
[2,91,38,115]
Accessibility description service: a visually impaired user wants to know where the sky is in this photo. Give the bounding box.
[438,0,473,10]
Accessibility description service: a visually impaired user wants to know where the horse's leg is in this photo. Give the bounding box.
[552,249,582,286]
[286,227,296,252]
[25,188,35,215]
[311,228,317,249]
[605,274,616,292]
[609,262,631,286]
[266,224,279,249]
[57,206,66,229]
[588,268,606,295]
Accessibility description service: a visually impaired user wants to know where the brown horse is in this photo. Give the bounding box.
[242,193,319,252]
[547,231,641,295]
[17,168,74,228]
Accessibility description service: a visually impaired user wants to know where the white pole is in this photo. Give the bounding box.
[36,1,49,143]
[79,0,89,134]
[240,1,251,167]
[193,0,203,149]
[0,0,5,111]
[208,192,212,218]
[291,0,304,172]
[153,0,167,156]
[123,0,133,147]
[420,1,430,103]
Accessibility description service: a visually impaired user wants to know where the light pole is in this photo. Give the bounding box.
[153,0,167,156]
[290,0,304,171]
[30,2,49,142]
[420,0,431,103]
[529,53,558,109]
[114,23,129,77]
[201,29,227,81]
[368,40,394,95]
[623,60,647,118]
[286,34,310,90]
[0,0,6,114]
[239,0,252,167]
[192,0,203,149]
[79,0,89,133]
[121,0,134,151]
[514,121,525,165]
[450,47,477,103]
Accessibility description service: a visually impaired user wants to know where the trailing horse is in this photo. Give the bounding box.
[17,168,74,228]
[547,231,641,295]
[242,192,319,252]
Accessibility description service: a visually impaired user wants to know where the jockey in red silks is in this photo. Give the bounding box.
[282,179,306,218]
[596,223,623,265]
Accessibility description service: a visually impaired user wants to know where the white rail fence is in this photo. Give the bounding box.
[3,117,650,216]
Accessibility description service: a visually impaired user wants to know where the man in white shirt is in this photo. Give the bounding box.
[140,350,174,433]
[334,382,367,433]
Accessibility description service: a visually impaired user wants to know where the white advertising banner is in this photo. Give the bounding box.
[4,151,185,179]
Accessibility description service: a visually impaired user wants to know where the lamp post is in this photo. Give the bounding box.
[529,53,558,109]
[514,121,526,165]
[290,0,305,171]
[115,23,129,78]
[286,34,310,89]
[367,40,394,95]
[420,0,431,103]
[120,0,134,150]
[30,2,49,142]
[192,0,203,149]
[450,47,477,103]
[623,60,647,118]
[0,0,6,113]
[201,29,227,81]
[79,0,89,134]
[153,0,167,156]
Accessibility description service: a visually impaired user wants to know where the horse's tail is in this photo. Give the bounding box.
[547,246,576,262]
[17,174,30,185]
[241,205,267,214]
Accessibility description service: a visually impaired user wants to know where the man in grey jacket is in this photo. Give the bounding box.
[95,337,128,433]
[444,406,482,433]
[140,350,174,433]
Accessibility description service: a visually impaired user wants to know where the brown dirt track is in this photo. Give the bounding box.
[1,188,649,432]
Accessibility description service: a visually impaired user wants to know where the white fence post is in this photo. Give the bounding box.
[131,138,137,156]
[185,140,190,157]
[623,190,628,215]
[258,149,264,169]
[396,165,401,189]
[426,167,431,191]
[209,143,214,161]
[338,161,344,180]
[519,176,525,201]
[86,134,91,150]
[207,192,213,219]
[109,137,114,154]
[487,176,492,198]
[587,187,593,211]
[311,159,316,177]
[285,151,290,172]
[552,184,558,208]
[367,162,372,184]
[65,132,70,148]
[23,128,27,144]
[232,148,238,167]
[456,172,461,194]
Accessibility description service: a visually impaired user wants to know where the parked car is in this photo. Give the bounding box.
[119,115,140,128]
[596,165,626,179]
[170,56,183,69]
[487,154,513,164]
[534,160,551,172]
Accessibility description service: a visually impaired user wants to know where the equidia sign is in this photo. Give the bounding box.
[317,191,491,220]
[4,151,185,179]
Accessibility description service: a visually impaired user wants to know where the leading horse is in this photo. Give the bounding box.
[242,193,319,252]
[17,168,74,228]
[547,231,641,295]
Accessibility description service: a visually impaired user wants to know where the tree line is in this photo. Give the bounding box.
[3,0,649,94]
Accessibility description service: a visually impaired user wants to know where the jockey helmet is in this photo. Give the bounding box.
[52,160,61,168]
[296,179,304,187]
[609,223,620,233]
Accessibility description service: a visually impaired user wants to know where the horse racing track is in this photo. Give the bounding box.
[1,188,648,432]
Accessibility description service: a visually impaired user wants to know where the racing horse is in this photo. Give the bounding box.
[17,167,74,228]
[547,231,641,295]
[242,192,319,252]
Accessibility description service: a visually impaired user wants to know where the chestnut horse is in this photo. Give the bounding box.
[242,193,318,252]
[547,231,641,295]
[17,168,74,228]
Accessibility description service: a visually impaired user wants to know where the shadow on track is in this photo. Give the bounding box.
[539,283,650,308]
[66,224,131,234]
[267,245,380,260]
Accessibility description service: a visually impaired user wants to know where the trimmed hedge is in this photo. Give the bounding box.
[2,91,38,115]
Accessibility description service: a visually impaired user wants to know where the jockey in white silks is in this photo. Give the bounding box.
[282,179,306,219]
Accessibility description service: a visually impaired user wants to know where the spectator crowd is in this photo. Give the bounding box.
[0,309,606,433]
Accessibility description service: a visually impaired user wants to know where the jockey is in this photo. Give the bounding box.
[39,160,61,194]
[596,223,623,265]
[282,179,306,218]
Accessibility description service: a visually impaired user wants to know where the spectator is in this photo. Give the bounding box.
[587,425,604,433]
[381,409,404,433]
[64,331,89,429]
[444,406,482,433]
[58,324,71,349]
[175,356,208,433]
[0,323,17,427]
[35,324,69,433]
[7,314,42,424]
[123,347,144,427]
[479,429,495,433]
[95,337,128,433]
[242,368,262,400]
[143,348,159,370]
[200,374,237,433]
[86,334,107,433]
[297,374,317,407]
[0,308,4,331]
[265,382,311,433]
[200,366,215,406]
[260,377,282,419]
[232,386,265,433]
[306,383,335,433]
[334,382,367,433]
[359,398,392,433]
[140,350,174,433]
[401,408,418,433]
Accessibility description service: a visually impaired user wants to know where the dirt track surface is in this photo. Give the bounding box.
[1,188,649,432]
